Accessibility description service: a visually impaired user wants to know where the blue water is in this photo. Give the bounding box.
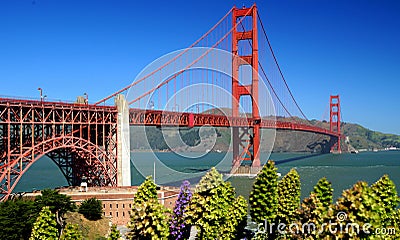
[14,151,400,200]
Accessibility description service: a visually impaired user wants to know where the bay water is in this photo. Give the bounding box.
[14,151,400,200]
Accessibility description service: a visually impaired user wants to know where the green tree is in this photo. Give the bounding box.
[327,181,381,239]
[0,198,38,240]
[108,224,121,240]
[311,177,333,212]
[186,167,248,239]
[29,206,59,240]
[249,160,279,225]
[133,176,157,205]
[291,193,327,239]
[61,223,83,240]
[78,197,103,221]
[371,174,400,226]
[291,177,333,239]
[34,189,76,230]
[127,176,170,239]
[390,208,400,239]
[277,168,301,225]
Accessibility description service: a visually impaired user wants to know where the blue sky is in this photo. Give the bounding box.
[1,0,399,134]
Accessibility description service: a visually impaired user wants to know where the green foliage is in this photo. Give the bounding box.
[249,160,279,224]
[61,223,83,240]
[78,197,103,221]
[343,122,400,149]
[277,168,301,225]
[229,195,248,238]
[29,206,59,240]
[134,176,158,205]
[0,198,38,240]
[127,197,170,239]
[328,181,380,239]
[311,177,333,211]
[144,127,168,150]
[291,193,328,239]
[186,167,248,239]
[371,174,400,226]
[290,177,333,239]
[108,224,121,240]
[34,189,75,214]
[389,209,400,239]
[180,128,200,146]
[127,176,170,239]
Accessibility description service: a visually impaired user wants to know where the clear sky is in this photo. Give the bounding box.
[1,0,399,134]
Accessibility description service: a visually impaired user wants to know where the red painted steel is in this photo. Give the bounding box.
[0,98,341,201]
[231,5,261,169]
[128,109,340,137]
[330,95,341,152]
[0,5,344,201]
[0,98,118,201]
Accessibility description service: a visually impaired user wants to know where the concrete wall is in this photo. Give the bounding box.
[115,95,131,186]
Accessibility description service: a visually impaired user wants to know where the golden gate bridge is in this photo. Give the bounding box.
[0,4,341,201]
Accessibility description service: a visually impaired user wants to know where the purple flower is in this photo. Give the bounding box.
[169,180,192,239]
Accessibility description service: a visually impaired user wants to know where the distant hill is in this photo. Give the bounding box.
[129,117,400,153]
[342,122,400,150]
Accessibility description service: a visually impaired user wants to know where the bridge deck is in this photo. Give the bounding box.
[128,109,340,137]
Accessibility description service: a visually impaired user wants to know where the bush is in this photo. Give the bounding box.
[249,160,279,225]
[0,198,38,240]
[30,206,59,240]
[61,223,83,240]
[277,168,301,225]
[186,167,248,239]
[108,224,121,240]
[127,176,170,239]
[78,198,103,221]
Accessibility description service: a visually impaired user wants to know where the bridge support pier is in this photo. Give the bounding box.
[115,95,131,186]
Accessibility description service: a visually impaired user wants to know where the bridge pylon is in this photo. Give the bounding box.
[329,95,341,153]
[115,95,131,186]
[231,4,261,173]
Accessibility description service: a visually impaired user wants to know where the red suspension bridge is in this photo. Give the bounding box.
[0,4,341,200]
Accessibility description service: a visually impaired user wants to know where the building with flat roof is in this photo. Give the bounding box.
[24,186,180,226]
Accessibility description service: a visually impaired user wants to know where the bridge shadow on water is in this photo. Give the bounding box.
[274,153,324,165]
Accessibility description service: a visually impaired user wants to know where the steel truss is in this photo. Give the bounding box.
[0,98,118,200]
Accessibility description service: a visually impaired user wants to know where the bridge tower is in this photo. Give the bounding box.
[115,95,131,186]
[232,4,261,172]
[330,95,341,152]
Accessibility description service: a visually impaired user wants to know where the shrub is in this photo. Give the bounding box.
[127,176,170,239]
[78,198,103,221]
[186,167,248,239]
[29,206,59,240]
[249,160,279,225]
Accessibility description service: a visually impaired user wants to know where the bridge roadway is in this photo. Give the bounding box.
[0,97,339,137]
[129,108,340,138]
